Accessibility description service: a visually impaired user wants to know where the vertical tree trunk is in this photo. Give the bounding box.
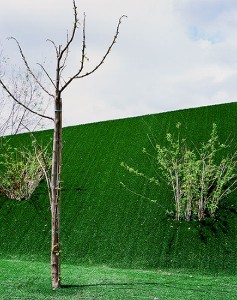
[51,93,62,289]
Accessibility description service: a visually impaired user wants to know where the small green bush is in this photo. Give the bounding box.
[0,137,51,200]
[122,123,237,221]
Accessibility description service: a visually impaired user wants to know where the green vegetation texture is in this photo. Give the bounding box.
[1,258,236,299]
[0,102,237,275]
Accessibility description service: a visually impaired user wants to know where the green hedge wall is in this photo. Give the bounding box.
[0,102,236,275]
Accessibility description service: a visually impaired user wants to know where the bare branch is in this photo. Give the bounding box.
[14,105,27,134]
[76,12,87,77]
[0,78,54,121]
[77,15,127,78]
[59,32,70,77]
[8,37,54,98]
[120,182,164,208]
[58,0,79,62]
[60,15,127,93]
[46,39,59,58]
[37,63,56,88]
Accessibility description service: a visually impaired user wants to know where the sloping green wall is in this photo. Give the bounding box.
[0,102,236,274]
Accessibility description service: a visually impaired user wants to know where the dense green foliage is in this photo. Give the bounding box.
[122,123,237,221]
[1,258,236,299]
[0,102,236,275]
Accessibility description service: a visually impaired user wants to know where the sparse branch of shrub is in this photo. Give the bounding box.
[120,182,166,209]
[121,162,159,185]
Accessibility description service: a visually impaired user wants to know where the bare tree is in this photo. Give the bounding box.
[0,0,126,289]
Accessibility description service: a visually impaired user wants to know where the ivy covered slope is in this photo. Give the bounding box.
[0,102,236,275]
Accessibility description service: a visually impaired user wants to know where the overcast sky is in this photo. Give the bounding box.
[0,0,237,128]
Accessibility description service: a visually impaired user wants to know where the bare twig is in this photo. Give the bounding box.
[76,13,87,77]
[37,63,56,88]
[59,32,70,80]
[60,15,127,93]
[120,182,165,208]
[58,0,79,62]
[0,79,54,121]
[47,39,59,58]
[78,15,127,79]
[8,37,54,98]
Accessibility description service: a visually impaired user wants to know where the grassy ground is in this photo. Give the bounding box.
[1,258,236,299]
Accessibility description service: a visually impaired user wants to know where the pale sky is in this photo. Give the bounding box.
[0,0,237,128]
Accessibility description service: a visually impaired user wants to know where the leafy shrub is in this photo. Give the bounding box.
[0,137,51,200]
[121,123,237,221]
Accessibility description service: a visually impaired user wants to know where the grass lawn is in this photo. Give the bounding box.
[0,258,236,299]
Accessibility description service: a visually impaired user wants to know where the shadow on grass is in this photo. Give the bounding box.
[61,282,164,289]
[60,282,232,295]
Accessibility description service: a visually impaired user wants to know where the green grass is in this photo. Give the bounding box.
[1,258,236,299]
[0,102,237,276]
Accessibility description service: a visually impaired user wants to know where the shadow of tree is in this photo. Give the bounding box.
[61,282,167,289]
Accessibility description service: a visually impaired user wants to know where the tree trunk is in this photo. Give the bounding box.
[51,93,62,289]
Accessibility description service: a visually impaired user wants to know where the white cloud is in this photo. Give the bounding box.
[175,0,237,42]
[0,0,237,128]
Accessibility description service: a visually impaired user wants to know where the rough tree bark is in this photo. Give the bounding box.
[0,0,126,289]
[51,93,62,288]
